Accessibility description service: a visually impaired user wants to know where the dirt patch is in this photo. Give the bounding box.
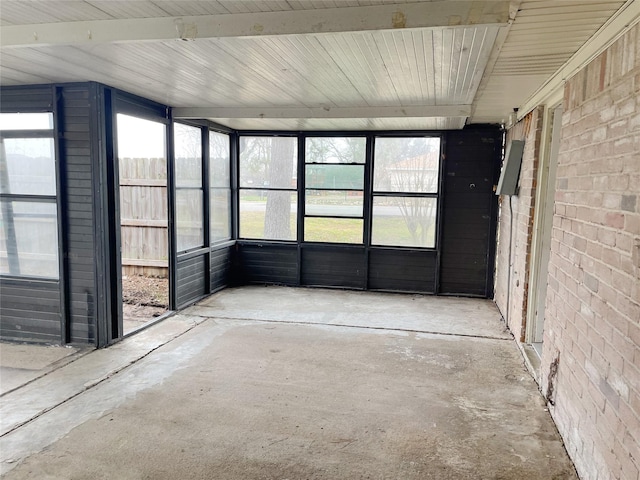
[122,275,168,308]
[122,275,169,331]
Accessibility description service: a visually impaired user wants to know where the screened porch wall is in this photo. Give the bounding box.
[233,126,501,296]
[0,83,103,344]
[0,81,501,348]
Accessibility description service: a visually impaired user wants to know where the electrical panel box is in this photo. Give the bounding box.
[496,140,525,196]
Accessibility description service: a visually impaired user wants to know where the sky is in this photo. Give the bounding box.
[116,113,166,158]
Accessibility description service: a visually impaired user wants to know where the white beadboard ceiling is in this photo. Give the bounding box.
[0,0,634,130]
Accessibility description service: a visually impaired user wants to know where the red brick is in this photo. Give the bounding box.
[614,137,635,155]
[625,214,640,235]
[605,212,624,228]
[612,331,636,363]
[609,175,631,191]
[609,118,629,139]
[617,97,636,117]
[600,104,617,122]
[597,228,617,246]
[619,401,640,442]
[611,270,633,298]
[603,193,622,209]
[495,25,639,480]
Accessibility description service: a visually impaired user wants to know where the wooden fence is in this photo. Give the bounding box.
[119,157,168,278]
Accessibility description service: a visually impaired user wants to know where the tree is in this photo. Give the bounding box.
[265,137,294,239]
[239,137,296,240]
[374,138,440,246]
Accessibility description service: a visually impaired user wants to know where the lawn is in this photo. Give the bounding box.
[239,211,435,247]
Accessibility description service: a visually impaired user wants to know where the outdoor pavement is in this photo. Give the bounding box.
[0,286,578,479]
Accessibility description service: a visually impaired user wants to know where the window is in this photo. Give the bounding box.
[0,113,59,278]
[174,123,204,252]
[304,137,366,244]
[209,131,231,243]
[239,136,297,241]
[372,137,440,248]
[116,114,168,270]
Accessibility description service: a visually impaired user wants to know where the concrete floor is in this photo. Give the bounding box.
[0,286,577,479]
[0,343,89,396]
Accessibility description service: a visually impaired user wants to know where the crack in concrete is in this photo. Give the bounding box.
[207,315,514,341]
[1,312,512,442]
[0,318,207,440]
[0,348,92,399]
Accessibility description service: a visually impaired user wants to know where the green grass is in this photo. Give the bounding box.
[304,217,363,243]
[239,212,296,240]
[372,217,435,247]
[239,211,435,247]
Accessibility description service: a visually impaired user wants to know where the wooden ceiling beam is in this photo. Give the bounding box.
[1,1,510,48]
[172,105,472,120]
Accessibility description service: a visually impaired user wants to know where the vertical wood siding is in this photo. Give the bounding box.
[60,85,98,343]
[176,253,207,308]
[440,128,501,296]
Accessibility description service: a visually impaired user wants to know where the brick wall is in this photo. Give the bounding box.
[541,25,639,480]
[494,106,544,341]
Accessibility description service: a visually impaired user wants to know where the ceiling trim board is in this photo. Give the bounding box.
[172,105,472,119]
[0,1,511,48]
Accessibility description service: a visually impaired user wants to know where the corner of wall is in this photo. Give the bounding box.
[494,106,544,342]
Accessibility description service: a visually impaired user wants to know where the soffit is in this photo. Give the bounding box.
[472,0,628,124]
[0,1,632,130]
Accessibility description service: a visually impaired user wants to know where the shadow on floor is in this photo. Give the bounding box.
[0,286,577,479]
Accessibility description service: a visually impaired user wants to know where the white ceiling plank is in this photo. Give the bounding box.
[316,33,391,105]
[519,3,624,15]
[0,66,53,85]
[366,31,418,104]
[519,0,623,10]
[1,1,511,48]
[85,1,173,19]
[468,0,520,120]
[0,0,628,130]
[518,0,639,119]
[0,1,114,25]
[173,105,472,119]
[149,1,231,16]
[170,40,305,105]
[263,36,358,105]
[513,11,623,25]
[212,115,466,131]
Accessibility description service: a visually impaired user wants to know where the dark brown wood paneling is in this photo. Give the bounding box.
[301,245,365,289]
[369,249,436,293]
[0,279,61,343]
[176,253,207,308]
[440,127,502,297]
[60,84,100,343]
[210,244,232,292]
[0,85,54,112]
[234,243,298,286]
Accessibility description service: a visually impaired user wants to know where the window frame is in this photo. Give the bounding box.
[302,135,367,245]
[209,129,232,245]
[173,122,206,253]
[370,135,443,250]
[237,134,298,242]
[0,112,60,280]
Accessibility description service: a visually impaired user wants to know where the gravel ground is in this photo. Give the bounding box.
[122,275,169,329]
[122,275,168,308]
